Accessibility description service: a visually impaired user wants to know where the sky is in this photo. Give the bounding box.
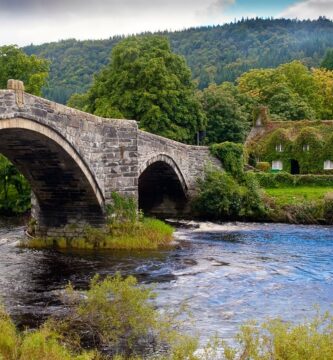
[0,0,332,46]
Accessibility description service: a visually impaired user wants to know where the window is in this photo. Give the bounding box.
[303,144,310,152]
[275,144,283,152]
[324,160,333,170]
[272,160,283,171]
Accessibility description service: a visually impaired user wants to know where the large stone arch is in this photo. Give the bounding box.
[0,117,105,236]
[138,154,189,217]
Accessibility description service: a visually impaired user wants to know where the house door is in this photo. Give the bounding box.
[290,159,300,175]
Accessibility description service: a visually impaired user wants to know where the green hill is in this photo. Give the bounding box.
[24,17,333,104]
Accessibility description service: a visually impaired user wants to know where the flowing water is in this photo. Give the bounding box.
[0,219,332,341]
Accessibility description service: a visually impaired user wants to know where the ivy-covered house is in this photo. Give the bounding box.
[246,107,333,174]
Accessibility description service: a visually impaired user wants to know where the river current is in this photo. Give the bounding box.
[0,220,332,341]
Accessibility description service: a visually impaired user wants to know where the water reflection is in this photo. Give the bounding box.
[0,221,332,340]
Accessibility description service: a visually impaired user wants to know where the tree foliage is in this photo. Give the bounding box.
[237,61,319,120]
[0,45,49,96]
[70,36,205,143]
[321,48,333,70]
[198,83,253,144]
[24,18,333,103]
[0,155,31,215]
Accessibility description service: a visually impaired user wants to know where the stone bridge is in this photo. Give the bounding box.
[0,81,220,236]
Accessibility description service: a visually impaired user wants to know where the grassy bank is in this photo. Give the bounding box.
[22,193,174,250]
[264,186,333,206]
[23,218,174,250]
[262,185,333,224]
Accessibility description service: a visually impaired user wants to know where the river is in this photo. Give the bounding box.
[0,220,332,342]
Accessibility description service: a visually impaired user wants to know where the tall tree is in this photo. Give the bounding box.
[321,48,333,70]
[0,45,49,96]
[198,83,253,144]
[69,36,206,143]
[237,61,319,120]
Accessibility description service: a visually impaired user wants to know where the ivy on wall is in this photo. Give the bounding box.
[247,122,333,174]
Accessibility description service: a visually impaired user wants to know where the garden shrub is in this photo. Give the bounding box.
[255,161,270,172]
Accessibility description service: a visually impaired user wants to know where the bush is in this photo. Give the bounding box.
[193,170,243,219]
[255,161,270,172]
[193,169,267,220]
[210,142,244,178]
[0,305,94,360]
[222,312,333,360]
[53,273,185,358]
[107,192,138,225]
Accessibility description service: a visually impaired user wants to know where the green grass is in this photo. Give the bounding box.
[264,186,333,206]
[22,218,174,250]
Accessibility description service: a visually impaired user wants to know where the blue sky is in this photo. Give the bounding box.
[224,0,297,18]
[0,0,331,46]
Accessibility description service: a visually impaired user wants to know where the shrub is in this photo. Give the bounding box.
[0,305,95,360]
[107,192,137,225]
[19,327,95,360]
[55,273,182,358]
[210,142,244,178]
[255,161,270,172]
[222,312,333,360]
[193,169,267,220]
[193,170,243,219]
[0,305,18,360]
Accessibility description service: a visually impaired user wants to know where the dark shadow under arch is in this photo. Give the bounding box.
[139,160,188,217]
[0,119,105,230]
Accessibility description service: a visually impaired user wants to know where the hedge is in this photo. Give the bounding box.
[253,171,333,188]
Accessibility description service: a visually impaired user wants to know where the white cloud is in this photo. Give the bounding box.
[279,0,333,20]
[0,0,236,46]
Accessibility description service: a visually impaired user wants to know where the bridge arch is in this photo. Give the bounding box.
[138,154,189,216]
[0,117,105,234]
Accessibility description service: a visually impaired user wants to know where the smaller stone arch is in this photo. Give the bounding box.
[139,154,188,193]
[138,154,189,217]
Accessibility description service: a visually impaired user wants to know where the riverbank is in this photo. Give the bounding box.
[21,217,174,250]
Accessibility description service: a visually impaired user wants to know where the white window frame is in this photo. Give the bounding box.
[324,160,333,170]
[275,144,283,152]
[302,144,310,152]
[272,160,283,171]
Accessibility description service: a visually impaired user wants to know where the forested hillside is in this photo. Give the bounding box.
[24,17,333,104]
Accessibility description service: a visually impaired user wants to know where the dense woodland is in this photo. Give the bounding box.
[24,17,333,104]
